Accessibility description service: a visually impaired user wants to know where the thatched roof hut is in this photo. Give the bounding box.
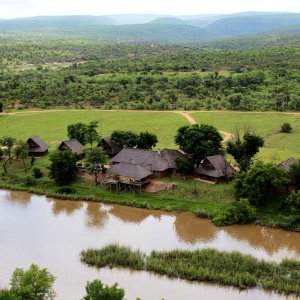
[58,139,84,155]
[277,157,297,173]
[99,137,122,157]
[110,148,185,177]
[27,136,48,156]
[109,162,152,181]
[195,155,235,183]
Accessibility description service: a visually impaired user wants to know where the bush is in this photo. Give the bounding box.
[234,160,290,205]
[194,209,211,219]
[32,167,43,179]
[286,191,300,216]
[175,157,194,176]
[56,186,76,194]
[0,290,18,300]
[82,280,125,300]
[49,151,78,185]
[281,122,293,133]
[213,198,256,226]
[24,176,36,186]
[10,264,56,300]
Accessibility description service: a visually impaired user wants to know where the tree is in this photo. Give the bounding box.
[85,121,100,146]
[67,122,88,145]
[281,122,293,133]
[13,140,29,171]
[85,147,107,184]
[213,198,256,226]
[82,280,125,300]
[49,151,78,185]
[0,102,3,113]
[286,191,300,216]
[137,131,158,149]
[227,132,264,171]
[67,121,100,146]
[175,124,223,167]
[175,157,194,177]
[234,160,290,206]
[10,264,55,300]
[289,159,300,190]
[111,130,139,148]
[1,136,16,163]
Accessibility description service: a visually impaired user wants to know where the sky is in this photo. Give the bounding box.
[1,0,300,19]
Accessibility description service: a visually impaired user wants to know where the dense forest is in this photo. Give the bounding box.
[0,40,300,111]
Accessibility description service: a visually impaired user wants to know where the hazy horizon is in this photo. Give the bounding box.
[1,0,300,19]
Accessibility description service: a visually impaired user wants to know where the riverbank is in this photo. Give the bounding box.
[81,244,300,296]
[0,164,298,231]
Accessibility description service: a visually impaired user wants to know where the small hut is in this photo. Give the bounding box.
[195,155,235,183]
[57,139,84,156]
[99,137,122,157]
[278,157,298,187]
[107,162,152,192]
[27,136,48,156]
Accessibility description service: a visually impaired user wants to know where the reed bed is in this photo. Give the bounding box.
[81,245,300,295]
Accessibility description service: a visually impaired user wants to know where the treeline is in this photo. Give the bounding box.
[0,43,300,111]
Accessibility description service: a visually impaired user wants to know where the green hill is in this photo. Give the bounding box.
[149,17,188,25]
[206,13,300,36]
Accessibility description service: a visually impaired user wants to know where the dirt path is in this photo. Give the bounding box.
[177,111,233,142]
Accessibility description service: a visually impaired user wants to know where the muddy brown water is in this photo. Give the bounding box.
[0,190,299,300]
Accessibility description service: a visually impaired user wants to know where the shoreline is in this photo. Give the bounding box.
[1,182,299,233]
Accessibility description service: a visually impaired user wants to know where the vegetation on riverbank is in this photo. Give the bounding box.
[0,155,297,230]
[81,244,300,295]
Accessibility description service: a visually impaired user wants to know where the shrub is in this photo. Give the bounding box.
[286,191,300,216]
[175,157,194,176]
[281,122,293,133]
[56,186,76,194]
[82,280,125,300]
[32,167,43,179]
[10,264,56,300]
[0,290,18,300]
[48,151,78,185]
[194,209,211,219]
[24,176,36,186]
[234,160,290,205]
[213,198,256,226]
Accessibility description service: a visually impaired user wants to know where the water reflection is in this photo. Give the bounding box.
[49,198,83,216]
[109,204,162,224]
[1,189,300,300]
[85,202,109,229]
[1,189,300,261]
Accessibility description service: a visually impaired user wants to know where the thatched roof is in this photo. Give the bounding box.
[99,137,122,156]
[27,136,48,153]
[108,162,152,180]
[277,157,297,173]
[58,139,84,154]
[111,148,184,172]
[195,155,235,178]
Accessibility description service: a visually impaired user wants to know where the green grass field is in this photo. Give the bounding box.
[192,111,300,162]
[1,110,299,162]
[0,110,187,150]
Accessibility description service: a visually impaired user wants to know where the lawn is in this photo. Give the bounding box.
[192,111,300,162]
[0,110,188,149]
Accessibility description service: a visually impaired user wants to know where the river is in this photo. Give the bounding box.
[0,190,299,299]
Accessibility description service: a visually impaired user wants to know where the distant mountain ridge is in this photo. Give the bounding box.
[0,12,300,43]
